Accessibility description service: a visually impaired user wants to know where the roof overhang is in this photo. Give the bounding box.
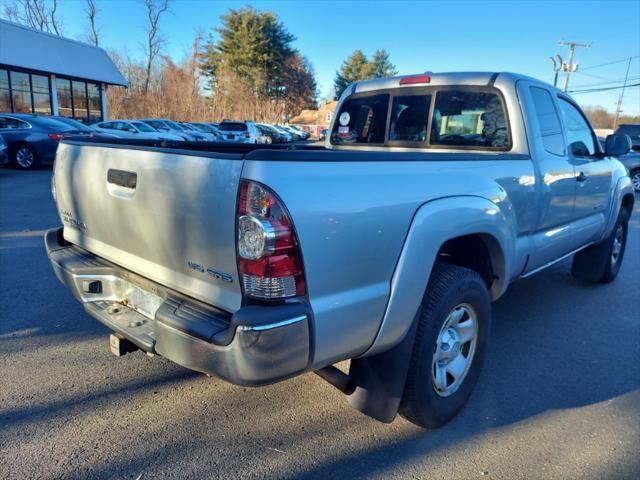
[0,20,128,87]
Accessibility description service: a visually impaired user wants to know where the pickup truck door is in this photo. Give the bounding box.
[556,96,612,247]
[519,83,576,272]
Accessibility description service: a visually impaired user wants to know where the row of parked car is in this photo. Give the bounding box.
[0,113,311,169]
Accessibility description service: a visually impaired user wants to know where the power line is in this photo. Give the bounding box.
[580,55,640,70]
[569,82,640,94]
[570,75,640,88]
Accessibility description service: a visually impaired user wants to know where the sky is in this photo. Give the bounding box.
[47,0,640,114]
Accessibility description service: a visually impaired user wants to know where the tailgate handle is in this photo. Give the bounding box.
[107,169,137,189]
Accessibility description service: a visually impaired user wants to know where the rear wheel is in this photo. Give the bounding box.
[13,144,38,170]
[631,169,640,193]
[400,261,491,428]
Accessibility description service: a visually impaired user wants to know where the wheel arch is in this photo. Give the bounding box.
[361,195,515,358]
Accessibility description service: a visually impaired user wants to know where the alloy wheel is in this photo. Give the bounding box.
[15,147,36,169]
[431,303,479,397]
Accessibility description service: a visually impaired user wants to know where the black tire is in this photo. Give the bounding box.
[572,208,629,283]
[399,261,491,429]
[12,144,39,170]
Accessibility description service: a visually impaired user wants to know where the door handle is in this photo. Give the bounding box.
[107,169,137,189]
[576,171,587,182]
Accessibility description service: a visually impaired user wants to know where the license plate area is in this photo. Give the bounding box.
[121,282,163,319]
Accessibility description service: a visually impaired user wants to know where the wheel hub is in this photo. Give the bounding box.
[431,304,478,397]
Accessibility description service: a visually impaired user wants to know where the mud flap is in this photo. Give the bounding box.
[347,311,419,423]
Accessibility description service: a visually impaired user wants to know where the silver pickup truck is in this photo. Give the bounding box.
[46,72,634,429]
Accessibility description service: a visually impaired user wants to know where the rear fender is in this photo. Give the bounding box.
[346,195,514,422]
[364,195,514,358]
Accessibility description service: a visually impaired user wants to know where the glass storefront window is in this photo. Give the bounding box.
[87,82,102,124]
[0,69,9,112]
[56,78,73,118]
[0,70,102,121]
[72,81,88,121]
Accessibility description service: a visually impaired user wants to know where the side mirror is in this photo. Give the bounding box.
[605,133,631,157]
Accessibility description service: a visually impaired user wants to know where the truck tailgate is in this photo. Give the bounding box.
[53,142,244,313]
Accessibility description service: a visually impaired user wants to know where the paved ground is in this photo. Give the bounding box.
[1,168,638,480]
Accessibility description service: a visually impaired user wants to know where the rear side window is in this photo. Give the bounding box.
[388,95,431,142]
[431,90,510,149]
[219,122,248,132]
[529,87,564,156]
[331,94,388,144]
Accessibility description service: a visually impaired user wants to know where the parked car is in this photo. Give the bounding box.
[0,113,92,169]
[257,124,287,143]
[288,124,311,139]
[598,135,640,192]
[190,123,223,142]
[278,124,303,141]
[217,120,261,143]
[177,122,214,142]
[138,119,198,141]
[92,120,183,141]
[615,124,640,152]
[255,124,274,144]
[46,72,634,429]
[270,124,295,142]
[52,116,117,138]
[0,134,8,165]
[620,152,640,192]
[319,128,328,141]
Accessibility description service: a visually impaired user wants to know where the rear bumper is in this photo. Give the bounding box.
[45,228,311,386]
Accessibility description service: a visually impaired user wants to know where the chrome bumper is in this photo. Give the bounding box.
[45,228,311,386]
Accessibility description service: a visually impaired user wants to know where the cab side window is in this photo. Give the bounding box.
[529,87,564,156]
[557,98,597,157]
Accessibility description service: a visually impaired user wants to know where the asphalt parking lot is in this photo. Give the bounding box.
[1,168,638,480]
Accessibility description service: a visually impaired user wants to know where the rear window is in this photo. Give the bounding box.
[431,91,509,149]
[330,88,510,150]
[388,95,431,142]
[132,121,155,132]
[330,94,388,144]
[616,124,640,137]
[219,122,248,132]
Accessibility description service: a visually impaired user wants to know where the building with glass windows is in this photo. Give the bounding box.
[0,19,127,123]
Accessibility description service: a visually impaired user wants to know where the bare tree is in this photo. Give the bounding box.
[3,0,63,35]
[84,0,99,46]
[141,0,170,95]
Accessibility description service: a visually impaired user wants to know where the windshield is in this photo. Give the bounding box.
[192,123,213,133]
[145,120,168,130]
[132,121,155,132]
[219,122,248,132]
[164,120,184,130]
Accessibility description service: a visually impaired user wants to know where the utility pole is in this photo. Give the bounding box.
[612,56,632,131]
[558,40,591,92]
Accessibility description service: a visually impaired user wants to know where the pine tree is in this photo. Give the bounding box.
[333,49,397,99]
[371,49,397,78]
[333,50,375,100]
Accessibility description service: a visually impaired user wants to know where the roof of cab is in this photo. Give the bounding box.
[350,71,554,95]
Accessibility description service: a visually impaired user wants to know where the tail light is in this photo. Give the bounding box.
[243,132,251,138]
[48,133,63,141]
[236,180,306,300]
